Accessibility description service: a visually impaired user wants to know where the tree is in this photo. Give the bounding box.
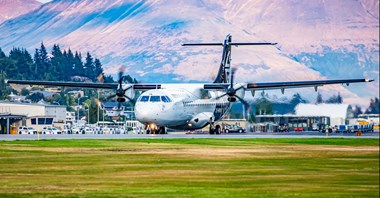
[336,92,343,103]
[254,95,273,115]
[353,105,363,118]
[93,58,103,82]
[74,51,84,76]
[0,48,5,58]
[84,52,94,80]
[26,92,45,103]
[365,97,380,114]
[316,92,323,104]
[20,88,30,96]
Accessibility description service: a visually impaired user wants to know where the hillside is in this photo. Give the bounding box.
[0,0,378,105]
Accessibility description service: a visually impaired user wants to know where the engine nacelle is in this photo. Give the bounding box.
[122,84,135,101]
[187,112,213,129]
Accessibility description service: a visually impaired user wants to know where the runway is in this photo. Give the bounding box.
[1,131,378,141]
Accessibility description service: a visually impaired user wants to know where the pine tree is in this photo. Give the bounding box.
[336,92,343,104]
[93,58,103,82]
[84,52,94,80]
[316,92,323,104]
[0,48,5,58]
[33,49,41,79]
[74,51,84,76]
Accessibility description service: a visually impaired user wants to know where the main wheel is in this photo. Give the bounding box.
[215,125,221,135]
[158,126,166,134]
[209,125,215,134]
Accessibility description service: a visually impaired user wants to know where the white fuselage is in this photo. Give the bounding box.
[134,84,233,130]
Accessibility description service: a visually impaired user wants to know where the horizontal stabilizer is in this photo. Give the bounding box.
[229,42,277,46]
[182,43,223,46]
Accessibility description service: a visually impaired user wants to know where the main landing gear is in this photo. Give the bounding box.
[209,123,221,135]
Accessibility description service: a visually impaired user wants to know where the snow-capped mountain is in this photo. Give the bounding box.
[0,0,41,24]
[0,0,378,105]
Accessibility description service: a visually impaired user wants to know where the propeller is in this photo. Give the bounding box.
[215,68,251,119]
[106,67,135,109]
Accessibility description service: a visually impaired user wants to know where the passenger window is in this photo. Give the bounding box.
[140,96,149,102]
[150,96,161,102]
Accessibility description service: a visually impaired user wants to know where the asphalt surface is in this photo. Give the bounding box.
[0,131,378,141]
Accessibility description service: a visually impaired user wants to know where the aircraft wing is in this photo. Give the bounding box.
[245,79,372,91]
[204,78,373,91]
[6,80,162,90]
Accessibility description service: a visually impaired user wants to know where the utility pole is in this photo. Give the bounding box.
[97,89,100,126]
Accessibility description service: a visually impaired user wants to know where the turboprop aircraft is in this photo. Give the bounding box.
[7,34,373,134]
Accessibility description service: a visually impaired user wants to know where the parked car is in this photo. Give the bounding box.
[71,127,81,134]
[223,125,245,133]
[81,127,94,134]
[279,124,289,132]
[18,126,37,134]
[42,127,62,134]
[130,127,144,134]
[294,127,303,132]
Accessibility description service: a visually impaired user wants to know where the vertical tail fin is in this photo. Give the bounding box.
[182,34,276,84]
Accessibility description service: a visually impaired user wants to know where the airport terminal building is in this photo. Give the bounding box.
[254,103,353,132]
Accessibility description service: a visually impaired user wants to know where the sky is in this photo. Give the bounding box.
[36,0,51,3]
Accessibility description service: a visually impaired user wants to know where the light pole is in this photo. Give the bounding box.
[76,96,87,126]
[83,103,90,125]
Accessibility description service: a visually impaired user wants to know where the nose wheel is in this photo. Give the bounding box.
[145,125,166,134]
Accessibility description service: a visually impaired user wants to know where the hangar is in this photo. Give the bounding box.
[0,102,66,132]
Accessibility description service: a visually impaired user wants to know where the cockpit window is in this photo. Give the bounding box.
[139,96,149,102]
[161,96,171,103]
[150,96,160,102]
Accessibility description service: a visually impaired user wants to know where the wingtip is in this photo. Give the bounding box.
[365,79,375,82]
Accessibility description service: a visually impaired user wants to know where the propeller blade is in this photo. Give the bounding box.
[235,95,250,120]
[215,93,227,100]
[230,68,237,87]
[106,94,117,100]
[118,101,121,109]
[123,95,135,103]
[123,86,132,92]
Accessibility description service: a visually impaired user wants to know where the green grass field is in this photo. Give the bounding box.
[0,138,378,197]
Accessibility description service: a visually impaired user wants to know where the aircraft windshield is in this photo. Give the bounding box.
[161,96,171,103]
[139,96,149,102]
[150,96,160,102]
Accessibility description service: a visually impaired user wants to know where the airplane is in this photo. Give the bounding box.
[6,34,374,134]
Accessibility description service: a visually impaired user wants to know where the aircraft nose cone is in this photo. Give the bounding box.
[135,104,160,123]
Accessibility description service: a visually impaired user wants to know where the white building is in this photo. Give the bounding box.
[295,103,353,126]
[0,101,66,130]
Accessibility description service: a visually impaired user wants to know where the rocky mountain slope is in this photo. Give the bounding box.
[0,0,378,105]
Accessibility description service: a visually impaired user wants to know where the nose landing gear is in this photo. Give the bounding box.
[145,124,166,134]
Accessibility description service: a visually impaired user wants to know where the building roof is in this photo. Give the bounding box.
[0,101,64,107]
[295,103,350,118]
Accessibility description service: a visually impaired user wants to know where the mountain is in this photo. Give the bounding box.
[0,0,41,24]
[0,0,378,105]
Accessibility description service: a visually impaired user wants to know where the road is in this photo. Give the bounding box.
[0,131,378,141]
